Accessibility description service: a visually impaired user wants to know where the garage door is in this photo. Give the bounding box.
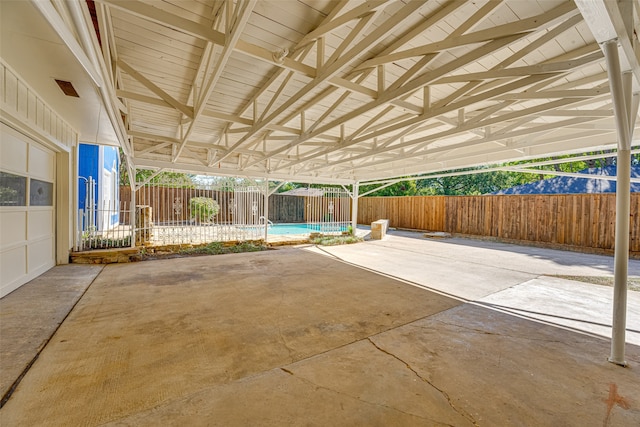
[1,123,55,297]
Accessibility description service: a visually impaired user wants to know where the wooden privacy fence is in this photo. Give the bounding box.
[120,186,306,224]
[358,194,640,253]
[269,194,305,223]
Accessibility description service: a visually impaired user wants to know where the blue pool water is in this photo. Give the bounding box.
[268,223,347,235]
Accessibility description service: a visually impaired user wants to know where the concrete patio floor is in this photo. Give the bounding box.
[1,231,639,426]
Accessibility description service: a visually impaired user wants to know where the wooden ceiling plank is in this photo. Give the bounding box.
[319,115,605,175]
[101,0,317,80]
[387,53,439,93]
[459,44,602,99]
[295,76,574,173]
[118,60,194,118]
[223,1,425,165]
[538,109,613,117]
[309,71,374,134]
[356,1,577,71]
[243,1,460,165]
[98,0,225,44]
[497,13,584,71]
[136,142,172,156]
[449,0,504,37]
[433,51,603,84]
[233,1,349,124]
[201,109,252,126]
[249,34,529,169]
[297,0,390,48]
[376,0,468,58]
[495,88,609,100]
[259,70,297,122]
[174,0,257,162]
[398,105,601,161]
[181,145,210,167]
[323,10,377,68]
[117,89,173,108]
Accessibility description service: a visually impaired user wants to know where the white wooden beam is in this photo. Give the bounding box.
[118,60,194,118]
[297,0,389,47]
[356,2,578,70]
[218,1,425,165]
[174,0,256,162]
[247,34,529,169]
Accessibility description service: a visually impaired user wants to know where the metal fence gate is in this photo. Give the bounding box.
[305,187,351,234]
[75,174,354,250]
[75,173,268,250]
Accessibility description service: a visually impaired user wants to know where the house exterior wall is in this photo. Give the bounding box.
[0,60,78,297]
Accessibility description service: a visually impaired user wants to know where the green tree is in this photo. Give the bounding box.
[359,180,418,196]
[118,149,196,187]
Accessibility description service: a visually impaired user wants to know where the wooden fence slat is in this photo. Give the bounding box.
[357,194,640,253]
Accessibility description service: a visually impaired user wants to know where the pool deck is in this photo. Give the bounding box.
[1,229,639,426]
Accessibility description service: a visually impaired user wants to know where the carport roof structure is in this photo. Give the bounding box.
[12,0,640,185]
[2,0,639,366]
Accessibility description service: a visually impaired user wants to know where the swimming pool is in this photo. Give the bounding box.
[268,223,348,235]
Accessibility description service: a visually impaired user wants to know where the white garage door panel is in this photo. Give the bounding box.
[28,210,54,240]
[29,144,55,181]
[28,237,54,273]
[0,123,56,298]
[0,211,26,247]
[0,246,27,294]
[0,129,27,174]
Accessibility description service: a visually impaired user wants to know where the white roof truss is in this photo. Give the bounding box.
[63,0,640,183]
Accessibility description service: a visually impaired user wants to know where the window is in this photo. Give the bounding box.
[0,171,27,206]
[30,179,53,206]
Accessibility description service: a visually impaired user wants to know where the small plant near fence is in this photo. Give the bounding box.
[189,197,220,223]
[310,233,363,246]
[178,241,267,256]
[81,235,131,250]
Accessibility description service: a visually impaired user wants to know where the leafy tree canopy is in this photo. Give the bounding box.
[119,149,637,196]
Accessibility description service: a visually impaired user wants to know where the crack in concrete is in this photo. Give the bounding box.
[278,368,450,425]
[276,291,295,363]
[367,338,479,427]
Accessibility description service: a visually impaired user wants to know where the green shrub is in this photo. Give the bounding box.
[189,197,219,223]
[310,234,363,246]
[179,241,267,256]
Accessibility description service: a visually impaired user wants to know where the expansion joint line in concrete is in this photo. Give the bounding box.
[0,266,105,409]
[278,367,443,424]
[366,337,479,427]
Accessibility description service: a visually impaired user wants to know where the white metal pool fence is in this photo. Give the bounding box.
[75,174,352,250]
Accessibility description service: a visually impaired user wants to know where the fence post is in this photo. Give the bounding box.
[130,176,136,248]
[351,181,359,234]
[263,179,269,243]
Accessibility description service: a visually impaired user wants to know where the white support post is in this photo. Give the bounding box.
[263,179,269,243]
[130,168,136,248]
[603,40,632,366]
[351,181,359,235]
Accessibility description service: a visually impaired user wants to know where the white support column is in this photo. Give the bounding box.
[130,168,136,248]
[56,149,72,263]
[351,181,359,235]
[603,40,632,366]
[263,179,269,243]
